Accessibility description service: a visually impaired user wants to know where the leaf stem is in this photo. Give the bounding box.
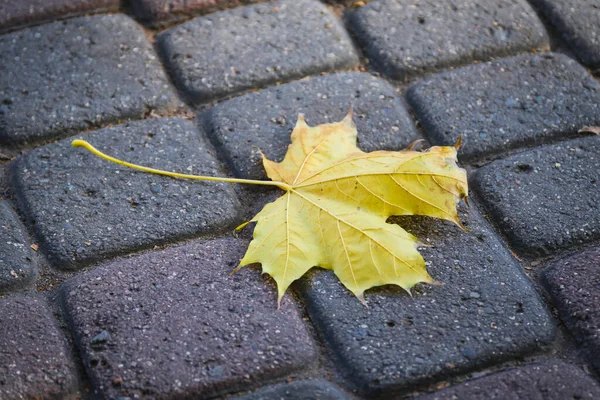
[71,139,291,191]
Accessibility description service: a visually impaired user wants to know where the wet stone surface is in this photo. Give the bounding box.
[348,0,548,80]
[0,295,77,399]
[231,380,349,399]
[0,201,37,293]
[529,0,600,69]
[131,0,265,26]
[472,136,600,257]
[297,206,555,396]
[0,14,179,146]
[202,72,420,181]
[11,117,241,269]
[544,247,600,373]
[418,360,600,400]
[0,0,120,33]
[61,238,318,399]
[407,53,600,162]
[156,0,358,103]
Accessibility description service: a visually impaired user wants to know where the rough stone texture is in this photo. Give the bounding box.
[473,136,600,257]
[348,0,548,80]
[202,72,420,181]
[0,201,36,293]
[0,295,77,399]
[156,0,359,103]
[11,117,241,269]
[406,53,600,162]
[418,360,600,400]
[0,0,120,33]
[231,380,348,400]
[297,206,555,395]
[0,14,179,146]
[61,238,318,399]
[529,0,600,69]
[131,0,265,26]
[544,247,600,372]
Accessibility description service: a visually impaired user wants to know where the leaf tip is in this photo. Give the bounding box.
[276,288,287,310]
[296,113,307,127]
[230,263,243,276]
[454,135,463,150]
[456,218,470,232]
[344,107,353,119]
[341,108,357,129]
[355,291,368,307]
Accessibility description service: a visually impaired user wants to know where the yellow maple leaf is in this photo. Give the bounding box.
[72,112,468,306]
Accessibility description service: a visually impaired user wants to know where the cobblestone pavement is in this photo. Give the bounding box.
[1,1,599,399]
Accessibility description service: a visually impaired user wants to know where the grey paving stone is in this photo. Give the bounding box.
[156,0,359,103]
[472,136,600,257]
[544,247,600,373]
[0,201,36,293]
[297,206,555,395]
[348,0,548,80]
[11,117,241,269]
[202,72,420,181]
[131,0,264,26]
[0,14,179,146]
[231,380,348,400]
[0,0,120,33]
[0,295,77,399]
[529,0,600,69]
[417,360,600,400]
[61,238,318,399]
[406,53,600,162]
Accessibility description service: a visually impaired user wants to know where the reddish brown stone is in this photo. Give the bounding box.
[418,360,600,400]
[131,0,265,26]
[0,295,77,399]
[61,238,319,399]
[544,247,600,373]
[0,0,120,33]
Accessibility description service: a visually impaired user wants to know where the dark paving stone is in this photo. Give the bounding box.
[0,295,77,399]
[544,247,600,373]
[61,238,318,399]
[472,136,600,257]
[131,0,264,26]
[156,0,359,103]
[407,53,600,162]
[202,72,420,181]
[348,0,548,80]
[297,206,555,395]
[418,360,600,400]
[0,14,179,146]
[0,0,120,33]
[11,117,241,269]
[231,380,348,400]
[529,0,600,69]
[0,201,36,293]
